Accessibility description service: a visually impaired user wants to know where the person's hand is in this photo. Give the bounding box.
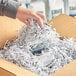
[16,6,46,28]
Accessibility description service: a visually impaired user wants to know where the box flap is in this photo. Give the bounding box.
[0,59,37,76]
[48,14,76,40]
[51,60,76,76]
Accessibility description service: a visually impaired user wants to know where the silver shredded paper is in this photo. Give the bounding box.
[0,20,76,76]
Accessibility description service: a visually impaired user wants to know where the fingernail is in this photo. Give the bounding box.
[41,25,44,29]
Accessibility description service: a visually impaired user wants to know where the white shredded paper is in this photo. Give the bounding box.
[0,20,76,76]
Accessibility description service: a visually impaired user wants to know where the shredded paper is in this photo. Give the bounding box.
[0,20,76,76]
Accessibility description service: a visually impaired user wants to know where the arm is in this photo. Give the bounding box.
[0,0,46,28]
[0,0,19,18]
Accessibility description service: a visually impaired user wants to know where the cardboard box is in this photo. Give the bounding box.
[0,16,24,48]
[51,60,76,76]
[0,14,76,76]
[0,58,37,76]
[48,14,76,40]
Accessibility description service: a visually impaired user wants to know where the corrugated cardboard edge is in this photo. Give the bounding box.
[51,60,76,76]
[0,58,38,76]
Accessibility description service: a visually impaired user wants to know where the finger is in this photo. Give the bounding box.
[30,13,44,28]
[25,20,30,27]
[19,16,30,27]
[19,18,25,24]
[36,17,44,29]
[37,13,46,21]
